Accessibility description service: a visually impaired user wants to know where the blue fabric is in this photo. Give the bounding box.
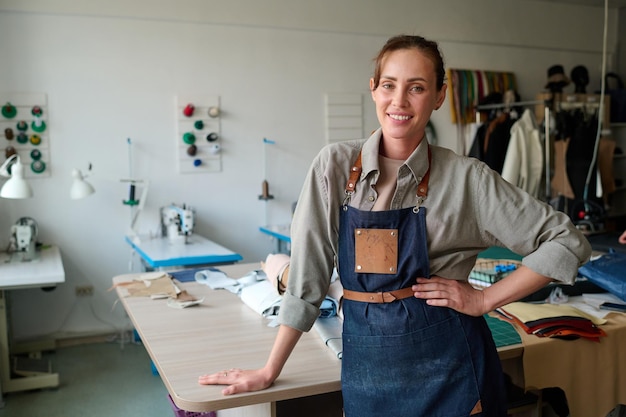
[578,249,626,302]
[319,297,338,318]
[169,267,221,282]
[338,205,506,417]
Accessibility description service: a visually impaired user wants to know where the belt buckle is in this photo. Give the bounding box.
[381,291,395,303]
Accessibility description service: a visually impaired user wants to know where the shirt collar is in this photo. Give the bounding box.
[360,128,431,183]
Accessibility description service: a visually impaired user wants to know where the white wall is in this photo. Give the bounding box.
[0,0,620,340]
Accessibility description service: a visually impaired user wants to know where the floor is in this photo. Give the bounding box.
[0,335,174,417]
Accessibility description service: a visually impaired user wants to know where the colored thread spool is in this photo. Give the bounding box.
[183,132,196,145]
[16,133,28,144]
[208,106,220,118]
[31,117,46,133]
[4,146,16,158]
[2,103,17,119]
[31,160,46,174]
[31,106,43,117]
[16,120,28,131]
[209,143,220,154]
[183,103,195,117]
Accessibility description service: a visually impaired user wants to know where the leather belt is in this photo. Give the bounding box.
[343,287,415,303]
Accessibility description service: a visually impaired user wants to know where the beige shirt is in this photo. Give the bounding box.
[278,129,592,332]
[372,155,404,211]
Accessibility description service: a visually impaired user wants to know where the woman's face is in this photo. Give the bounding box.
[370,48,446,147]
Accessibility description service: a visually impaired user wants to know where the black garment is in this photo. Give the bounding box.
[483,114,516,174]
[566,109,598,199]
[554,108,604,221]
[468,123,487,160]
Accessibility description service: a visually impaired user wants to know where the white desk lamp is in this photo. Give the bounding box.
[70,165,95,200]
[0,154,34,199]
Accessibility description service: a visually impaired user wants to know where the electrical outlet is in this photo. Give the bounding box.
[75,285,94,297]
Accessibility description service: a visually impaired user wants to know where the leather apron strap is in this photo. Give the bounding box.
[343,287,415,303]
[344,146,432,200]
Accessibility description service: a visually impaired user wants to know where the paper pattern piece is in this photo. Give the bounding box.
[167,297,204,309]
[122,276,178,298]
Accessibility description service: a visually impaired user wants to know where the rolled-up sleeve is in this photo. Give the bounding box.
[276,145,343,332]
[523,241,589,285]
[474,161,591,284]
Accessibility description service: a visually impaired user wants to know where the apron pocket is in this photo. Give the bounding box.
[342,316,482,417]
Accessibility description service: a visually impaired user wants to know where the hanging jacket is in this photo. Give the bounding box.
[501,109,543,197]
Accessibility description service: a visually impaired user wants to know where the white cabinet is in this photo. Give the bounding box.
[608,123,626,218]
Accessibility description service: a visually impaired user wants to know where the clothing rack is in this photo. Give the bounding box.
[474,99,548,111]
[557,100,603,113]
[551,96,608,223]
[474,100,552,199]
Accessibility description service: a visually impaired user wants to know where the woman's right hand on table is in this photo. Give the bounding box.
[198,324,303,395]
[198,367,275,395]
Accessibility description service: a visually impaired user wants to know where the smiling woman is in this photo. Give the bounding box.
[198,34,591,417]
[369,36,446,160]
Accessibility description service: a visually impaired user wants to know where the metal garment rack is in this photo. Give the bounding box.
[474,99,552,200]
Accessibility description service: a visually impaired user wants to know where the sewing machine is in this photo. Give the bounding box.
[9,217,38,261]
[160,204,195,244]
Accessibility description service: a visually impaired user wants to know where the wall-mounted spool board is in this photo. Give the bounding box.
[175,95,221,174]
[0,93,50,178]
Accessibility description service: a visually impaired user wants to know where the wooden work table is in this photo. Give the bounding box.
[113,262,626,417]
[113,262,528,417]
[113,263,341,416]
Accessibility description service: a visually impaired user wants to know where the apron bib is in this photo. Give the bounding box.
[338,149,506,417]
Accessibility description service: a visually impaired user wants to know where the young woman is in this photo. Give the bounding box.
[199,35,591,416]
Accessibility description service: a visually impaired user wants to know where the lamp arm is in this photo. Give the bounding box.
[0,154,19,177]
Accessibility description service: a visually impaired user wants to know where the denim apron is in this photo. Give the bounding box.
[338,149,506,417]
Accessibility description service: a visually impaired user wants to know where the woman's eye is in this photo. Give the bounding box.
[382,83,393,89]
[410,86,424,92]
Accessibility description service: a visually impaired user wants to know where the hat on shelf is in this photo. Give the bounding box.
[545,65,571,92]
[570,65,589,94]
[476,92,503,113]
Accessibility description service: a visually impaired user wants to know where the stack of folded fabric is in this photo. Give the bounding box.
[496,302,607,342]
[578,248,626,302]
[469,259,521,289]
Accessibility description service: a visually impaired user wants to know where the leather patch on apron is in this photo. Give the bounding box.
[354,228,398,274]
